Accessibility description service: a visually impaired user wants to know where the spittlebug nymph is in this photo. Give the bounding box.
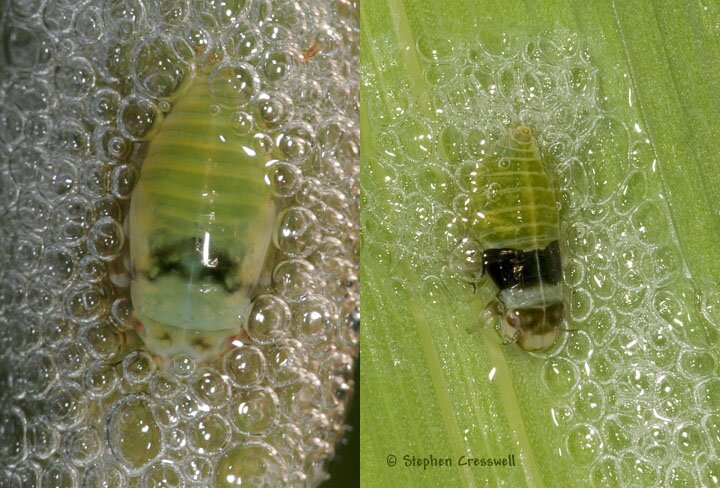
[129,68,275,359]
[477,125,565,351]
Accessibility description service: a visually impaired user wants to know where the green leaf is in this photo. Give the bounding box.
[361,1,720,487]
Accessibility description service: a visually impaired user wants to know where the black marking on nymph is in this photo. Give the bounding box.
[482,240,561,290]
[147,237,242,293]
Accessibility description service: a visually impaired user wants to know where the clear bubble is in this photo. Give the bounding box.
[224,346,267,388]
[245,294,291,344]
[415,163,453,204]
[655,373,689,418]
[664,464,696,487]
[88,217,125,261]
[155,403,180,427]
[184,456,213,485]
[566,423,603,466]
[83,363,118,398]
[53,120,91,157]
[264,160,303,197]
[397,117,433,162]
[214,442,285,488]
[149,372,180,399]
[256,93,292,129]
[272,259,317,300]
[42,247,75,288]
[154,0,189,26]
[53,196,95,245]
[449,237,483,275]
[170,26,211,63]
[614,170,646,215]
[542,357,579,396]
[639,423,669,463]
[601,415,632,452]
[73,7,104,43]
[84,322,122,360]
[569,288,593,322]
[0,107,23,145]
[643,244,682,283]
[64,284,107,323]
[169,354,196,377]
[674,422,705,458]
[591,455,621,488]
[81,160,109,197]
[416,35,454,62]
[574,380,605,420]
[273,206,320,257]
[229,386,279,435]
[107,397,161,471]
[55,57,96,98]
[9,146,42,188]
[45,382,88,430]
[110,164,138,199]
[231,110,254,135]
[10,231,43,271]
[318,352,354,406]
[103,0,146,38]
[250,131,274,155]
[122,351,157,384]
[0,407,26,465]
[631,201,669,244]
[292,295,335,343]
[3,25,49,70]
[118,95,161,141]
[224,22,264,60]
[55,341,89,377]
[276,123,315,162]
[43,462,77,487]
[188,414,228,454]
[695,378,720,412]
[22,350,57,397]
[132,34,186,99]
[262,50,295,82]
[142,463,184,488]
[26,420,59,460]
[110,298,132,327]
[192,369,229,408]
[678,349,715,379]
[64,427,101,466]
[83,462,127,487]
[210,63,260,108]
[93,126,131,160]
[265,340,305,386]
[8,76,53,111]
[10,0,44,19]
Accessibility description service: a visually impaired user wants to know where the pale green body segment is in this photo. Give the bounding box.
[470,127,560,251]
[129,69,275,359]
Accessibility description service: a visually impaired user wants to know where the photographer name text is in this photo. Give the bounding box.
[387,454,517,470]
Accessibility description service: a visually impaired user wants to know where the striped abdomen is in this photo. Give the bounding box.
[129,68,275,359]
[473,126,559,250]
[475,126,564,351]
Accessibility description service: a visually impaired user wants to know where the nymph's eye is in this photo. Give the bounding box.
[190,338,210,351]
[506,311,522,328]
[155,331,173,347]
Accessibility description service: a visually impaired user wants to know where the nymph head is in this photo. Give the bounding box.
[511,125,533,143]
[502,302,565,351]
